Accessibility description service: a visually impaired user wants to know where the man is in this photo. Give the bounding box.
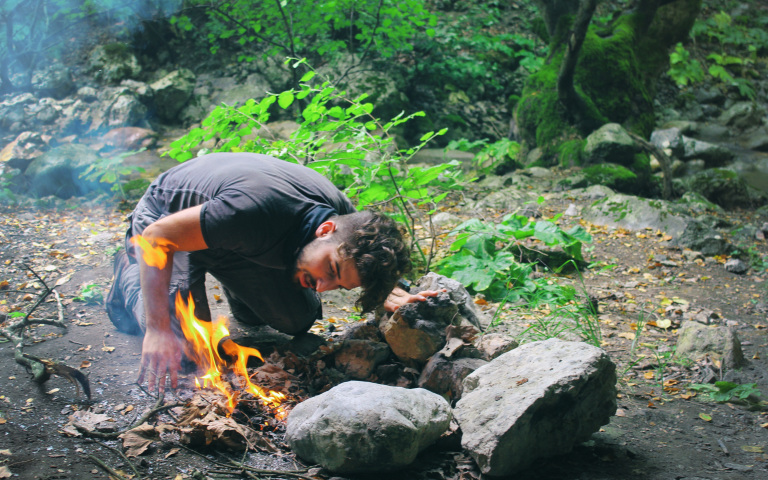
[107,152,432,393]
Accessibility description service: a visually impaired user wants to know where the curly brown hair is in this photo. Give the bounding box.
[333,211,411,313]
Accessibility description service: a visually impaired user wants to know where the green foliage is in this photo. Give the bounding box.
[167,59,464,268]
[172,0,435,65]
[669,10,766,99]
[434,205,592,303]
[80,150,146,201]
[668,43,705,86]
[411,3,546,101]
[73,283,103,305]
[445,138,521,174]
[690,381,762,403]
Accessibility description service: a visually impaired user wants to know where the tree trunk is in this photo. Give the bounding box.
[514,0,701,166]
[556,0,598,133]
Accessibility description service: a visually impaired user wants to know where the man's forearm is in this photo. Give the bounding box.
[138,250,174,332]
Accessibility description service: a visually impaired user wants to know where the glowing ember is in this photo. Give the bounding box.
[175,292,287,418]
[129,235,177,269]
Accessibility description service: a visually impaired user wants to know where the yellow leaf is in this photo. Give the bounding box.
[644,371,655,380]
[656,319,672,329]
[102,345,115,353]
[741,445,764,453]
[699,413,712,422]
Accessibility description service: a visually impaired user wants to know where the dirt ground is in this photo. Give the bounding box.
[1,183,767,480]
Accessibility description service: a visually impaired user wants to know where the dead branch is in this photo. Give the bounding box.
[89,439,143,480]
[176,443,315,479]
[625,130,673,200]
[0,265,81,396]
[84,396,184,440]
[88,454,130,480]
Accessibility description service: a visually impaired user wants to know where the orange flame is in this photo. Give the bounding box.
[130,235,177,269]
[174,292,287,417]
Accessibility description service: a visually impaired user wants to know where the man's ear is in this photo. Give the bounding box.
[315,220,338,238]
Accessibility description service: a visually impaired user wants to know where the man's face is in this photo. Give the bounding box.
[293,230,361,293]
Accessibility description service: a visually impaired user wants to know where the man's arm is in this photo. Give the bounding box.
[383,286,445,312]
[135,205,208,394]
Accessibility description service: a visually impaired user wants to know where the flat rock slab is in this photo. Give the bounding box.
[454,339,617,476]
[285,381,451,474]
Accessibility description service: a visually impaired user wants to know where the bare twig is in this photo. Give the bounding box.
[90,439,143,479]
[88,454,130,480]
[175,443,313,479]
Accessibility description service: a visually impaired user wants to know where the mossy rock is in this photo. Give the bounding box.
[684,168,758,209]
[583,163,639,194]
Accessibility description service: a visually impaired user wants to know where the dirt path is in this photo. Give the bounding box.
[0,187,767,479]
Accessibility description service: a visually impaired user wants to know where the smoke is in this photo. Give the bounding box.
[1,0,183,92]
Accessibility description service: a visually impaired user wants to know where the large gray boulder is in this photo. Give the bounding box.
[680,136,735,167]
[582,193,690,237]
[88,44,142,84]
[454,339,616,476]
[285,381,451,474]
[31,63,74,99]
[650,127,684,156]
[583,123,640,166]
[684,168,759,209]
[24,144,101,198]
[675,321,745,369]
[150,69,196,122]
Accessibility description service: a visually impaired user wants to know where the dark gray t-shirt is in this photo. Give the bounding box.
[141,152,354,269]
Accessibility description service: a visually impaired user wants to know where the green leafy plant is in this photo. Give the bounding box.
[435,204,592,302]
[690,381,762,404]
[670,10,765,99]
[80,149,147,201]
[167,58,464,270]
[73,283,103,305]
[446,138,521,174]
[667,43,705,87]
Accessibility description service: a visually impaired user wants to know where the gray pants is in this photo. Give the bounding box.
[117,195,321,337]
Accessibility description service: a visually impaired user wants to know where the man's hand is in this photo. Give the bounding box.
[137,327,183,395]
[384,287,446,312]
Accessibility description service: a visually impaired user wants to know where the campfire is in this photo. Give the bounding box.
[175,291,288,419]
[131,234,289,419]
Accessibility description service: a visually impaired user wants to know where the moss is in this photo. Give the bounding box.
[515,13,656,162]
[576,15,654,138]
[583,163,639,193]
[102,43,132,61]
[556,139,585,167]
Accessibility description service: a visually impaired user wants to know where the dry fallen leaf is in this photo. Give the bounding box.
[0,449,10,456]
[164,448,180,459]
[0,465,12,478]
[80,360,91,369]
[119,424,159,457]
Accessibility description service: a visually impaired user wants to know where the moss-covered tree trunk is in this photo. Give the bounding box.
[515,0,701,166]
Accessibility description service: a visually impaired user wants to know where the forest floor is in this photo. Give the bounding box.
[1,177,768,480]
